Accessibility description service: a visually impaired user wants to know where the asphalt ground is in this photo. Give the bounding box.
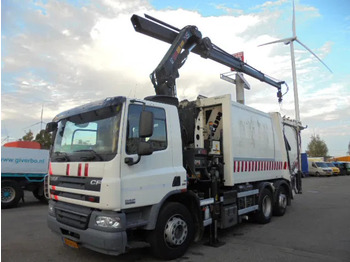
[2,176,350,262]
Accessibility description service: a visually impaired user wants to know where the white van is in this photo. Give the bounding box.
[308,160,333,176]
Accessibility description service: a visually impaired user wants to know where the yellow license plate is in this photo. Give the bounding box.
[63,238,79,249]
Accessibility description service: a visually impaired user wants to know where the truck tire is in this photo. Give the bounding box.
[254,188,273,224]
[273,185,288,216]
[1,180,23,209]
[33,185,48,203]
[147,202,194,260]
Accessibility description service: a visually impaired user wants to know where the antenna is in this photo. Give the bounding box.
[258,0,332,122]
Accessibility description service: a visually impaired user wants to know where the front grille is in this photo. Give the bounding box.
[55,202,92,230]
[50,175,101,192]
[51,189,100,203]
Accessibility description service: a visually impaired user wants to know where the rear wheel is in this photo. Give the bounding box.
[148,202,194,260]
[273,186,288,216]
[254,188,273,224]
[1,180,23,209]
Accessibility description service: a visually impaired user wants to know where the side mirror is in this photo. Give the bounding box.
[46,122,58,133]
[139,111,153,138]
[125,141,153,166]
[138,141,153,156]
[312,163,316,167]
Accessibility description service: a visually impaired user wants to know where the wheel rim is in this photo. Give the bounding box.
[2,187,16,203]
[262,195,272,218]
[164,215,188,246]
[279,192,287,209]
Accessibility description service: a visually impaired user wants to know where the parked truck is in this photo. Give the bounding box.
[301,153,309,176]
[45,14,303,260]
[1,141,49,208]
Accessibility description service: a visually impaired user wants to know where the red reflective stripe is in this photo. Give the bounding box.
[54,195,58,200]
[84,163,89,177]
[234,160,291,172]
[52,186,56,190]
[78,163,82,177]
[66,164,70,176]
[49,162,53,175]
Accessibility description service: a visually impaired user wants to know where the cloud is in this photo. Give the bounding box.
[212,4,244,16]
[2,0,349,156]
[254,0,288,9]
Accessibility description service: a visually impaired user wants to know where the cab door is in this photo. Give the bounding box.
[120,102,183,209]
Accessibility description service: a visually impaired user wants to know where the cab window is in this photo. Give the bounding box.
[126,104,167,154]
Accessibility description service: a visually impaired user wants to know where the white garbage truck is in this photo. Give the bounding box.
[46,14,303,260]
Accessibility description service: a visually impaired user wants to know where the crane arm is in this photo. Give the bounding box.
[131,14,285,99]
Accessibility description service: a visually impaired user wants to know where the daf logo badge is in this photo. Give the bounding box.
[90,180,101,186]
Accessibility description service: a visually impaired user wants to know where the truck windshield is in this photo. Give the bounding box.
[326,163,335,167]
[52,104,122,162]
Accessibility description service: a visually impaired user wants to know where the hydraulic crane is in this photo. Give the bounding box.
[131,14,286,101]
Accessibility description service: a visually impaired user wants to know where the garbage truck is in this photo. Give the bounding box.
[1,141,49,208]
[45,14,303,260]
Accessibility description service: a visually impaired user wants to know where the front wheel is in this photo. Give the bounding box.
[148,202,194,260]
[1,180,23,209]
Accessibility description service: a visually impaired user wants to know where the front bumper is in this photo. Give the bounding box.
[47,202,127,256]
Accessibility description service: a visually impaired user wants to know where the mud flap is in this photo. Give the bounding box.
[296,170,302,194]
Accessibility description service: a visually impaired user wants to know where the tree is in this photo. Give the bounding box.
[35,129,52,149]
[21,130,34,141]
[307,134,328,157]
[347,141,350,155]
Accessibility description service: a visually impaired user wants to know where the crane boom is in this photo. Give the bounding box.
[131,14,285,100]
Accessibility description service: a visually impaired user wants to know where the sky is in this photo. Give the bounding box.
[1,0,350,156]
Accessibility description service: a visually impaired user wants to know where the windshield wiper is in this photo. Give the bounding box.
[74,149,104,161]
[54,151,70,162]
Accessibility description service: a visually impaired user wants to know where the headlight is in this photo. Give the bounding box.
[48,202,56,217]
[95,216,121,228]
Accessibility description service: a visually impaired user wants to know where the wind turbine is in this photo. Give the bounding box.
[23,105,46,134]
[259,0,332,122]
